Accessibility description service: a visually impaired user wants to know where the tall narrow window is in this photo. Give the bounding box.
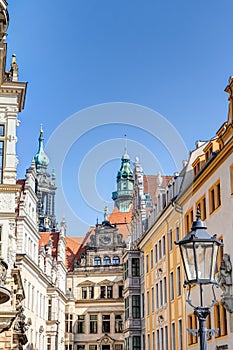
[77,315,85,333]
[170,272,174,300]
[151,287,154,312]
[89,286,94,299]
[171,323,176,350]
[163,277,167,304]
[133,336,141,350]
[115,314,123,333]
[162,235,166,256]
[124,260,129,279]
[94,257,101,266]
[156,329,160,350]
[154,244,158,264]
[177,266,181,297]
[132,295,140,318]
[132,258,140,276]
[160,280,163,306]
[150,249,153,269]
[65,314,73,333]
[82,287,87,299]
[102,315,110,333]
[178,319,183,350]
[169,229,173,250]
[90,315,97,334]
[146,255,149,273]
[48,298,52,320]
[107,286,112,299]
[125,297,129,320]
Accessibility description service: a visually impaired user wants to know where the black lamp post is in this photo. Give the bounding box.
[175,210,223,350]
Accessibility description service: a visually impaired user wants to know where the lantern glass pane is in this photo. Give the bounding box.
[181,244,196,281]
[210,244,219,281]
[195,242,213,281]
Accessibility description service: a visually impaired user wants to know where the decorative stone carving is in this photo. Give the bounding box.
[0,193,15,212]
[219,254,233,313]
[0,260,7,285]
[219,254,232,294]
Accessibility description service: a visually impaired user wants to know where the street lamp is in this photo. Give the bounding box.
[175,210,223,350]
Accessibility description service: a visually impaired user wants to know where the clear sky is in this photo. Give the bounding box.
[6,0,233,235]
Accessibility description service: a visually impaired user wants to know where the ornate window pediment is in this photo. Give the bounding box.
[78,280,95,287]
[97,279,112,286]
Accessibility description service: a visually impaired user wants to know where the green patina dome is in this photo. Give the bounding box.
[34,128,49,167]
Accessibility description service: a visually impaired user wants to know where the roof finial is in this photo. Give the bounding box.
[196,205,201,220]
[124,134,127,154]
[40,123,43,135]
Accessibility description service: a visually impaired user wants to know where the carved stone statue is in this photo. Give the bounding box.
[219,253,232,295]
[0,260,7,285]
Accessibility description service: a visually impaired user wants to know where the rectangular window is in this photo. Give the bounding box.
[102,315,110,333]
[147,291,150,315]
[69,314,73,332]
[156,283,159,309]
[158,240,162,260]
[90,315,97,334]
[77,315,85,333]
[118,285,123,298]
[100,286,105,298]
[177,266,181,297]
[152,332,155,350]
[178,319,183,350]
[107,286,112,299]
[187,313,198,345]
[0,125,4,137]
[82,287,87,299]
[146,255,149,273]
[150,249,153,269]
[170,272,174,300]
[160,280,163,306]
[176,226,180,242]
[47,337,51,350]
[169,229,173,250]
[171,323,176,350]
[165,326,168,350]
[125,338,129,350]
[209,180,221,214]
[133,337,141,350]
[115,345,123,350]
[154,244,158,264]
[124,260,129,280]
[48,298,52,320]
[162,235,166,256]
[89,346,97,350]
[214,302,227,337]
[163,277,167,304]
[161,328,164,349]
[151,287,154,312]
[132,295,141,318]
[132,258,140,276]
[125,297,129,320]
[141,293,144,318]
[115,314,123,333]
[156,329,160,350]
[88,286,94,299]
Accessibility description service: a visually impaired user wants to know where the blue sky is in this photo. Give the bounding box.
[6,0,233,235]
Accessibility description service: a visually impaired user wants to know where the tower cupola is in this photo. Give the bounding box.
[34,127,49,172]
[112,150,134,212]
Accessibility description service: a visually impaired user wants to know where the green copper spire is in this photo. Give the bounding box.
[112,148,134,212]
[34,126,49,169]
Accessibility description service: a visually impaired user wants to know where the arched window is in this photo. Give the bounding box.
[94,257,101,266]
[103,256,111,266]
[113,256,120,265]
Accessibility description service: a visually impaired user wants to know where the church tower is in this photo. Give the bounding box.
[112,150,134,212]
[34,127,57,231]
